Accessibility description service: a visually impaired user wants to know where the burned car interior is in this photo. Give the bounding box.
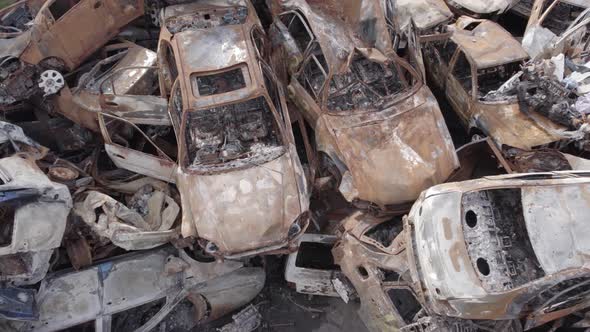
[184,95,285,170]
[1,0,590,331]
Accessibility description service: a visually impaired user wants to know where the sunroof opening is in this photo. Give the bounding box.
[192,66,248,96]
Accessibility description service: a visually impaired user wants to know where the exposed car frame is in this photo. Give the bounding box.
[270,0,459,212]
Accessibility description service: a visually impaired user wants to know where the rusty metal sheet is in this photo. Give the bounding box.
[105,144,178,183]
[447,0,520,15]
[178,151,307,257]
[332,211,411,331]
[326,86,459,207]
[395,0,453,31]
[473,102,563,149]
[451,17,530,69]
[19,0,144,70]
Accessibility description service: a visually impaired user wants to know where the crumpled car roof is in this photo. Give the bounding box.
[451,18,529,69]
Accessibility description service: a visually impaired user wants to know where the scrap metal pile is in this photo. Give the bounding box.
[0,0,589,331]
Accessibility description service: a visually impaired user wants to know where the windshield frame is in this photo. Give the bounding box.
[320,53,423,116]
[177,92,288,175]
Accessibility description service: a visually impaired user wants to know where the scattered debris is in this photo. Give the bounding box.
[73,185,180,251]
[218,304,262,332]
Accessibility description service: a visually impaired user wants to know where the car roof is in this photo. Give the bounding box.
[450,17,529,69]
[175,25,251,73]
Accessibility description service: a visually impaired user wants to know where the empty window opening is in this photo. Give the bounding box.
[298,43,328,100]
[295,242,339,270]
[327,54,414,112]
[193,66,247,96]
[106,118,175,160]
[281,12,312,53]
[49,0,82,21]
[262,66,284,117]
[185,96,284,171]
[386,289,422,324]
[462,189,545,292]
[0,4,33,35]
[452,52,473,92]
[541,2,586,36]
[478,62,522,99]
[364,216,404,248]
[252,27,266,58]
[161,43,178,92]
[436,40,458,64]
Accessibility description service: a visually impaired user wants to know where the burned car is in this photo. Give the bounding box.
[13,246,265,331]
[423,16,572,151]
[270,0,459,211]
[444,0,520,17]
[334,172,590,331]
[99,0,310,259]
[0,152,72,286]
[522,0,590,59]
[0,0,144,108]
[55,42,164,132]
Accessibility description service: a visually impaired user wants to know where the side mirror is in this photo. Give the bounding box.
[269,20,304,76]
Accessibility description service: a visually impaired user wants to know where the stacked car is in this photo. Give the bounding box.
[0,0,590,331]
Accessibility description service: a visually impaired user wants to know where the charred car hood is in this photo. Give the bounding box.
[177,152,304,256]
[325,87,459,207]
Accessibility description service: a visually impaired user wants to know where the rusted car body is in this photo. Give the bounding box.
[392,0,454,34]
[13,246,265,331]
[0,153,72,286]
[270,0,459,211]
[334,172,590,331]
[55,42,164,132]
[522,0,590,59]
[423,16,570,150]
[445,0,520,16]
[0,0,144,108]
[100,0,310,259]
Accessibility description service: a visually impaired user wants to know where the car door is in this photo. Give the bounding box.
[98,113,177,183]
[445,50,475,125]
